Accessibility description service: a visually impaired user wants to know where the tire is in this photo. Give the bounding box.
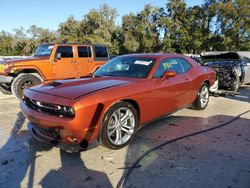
[11,74,42,99]
[0,85,12,95]
[230,76,240,92]
[193,83,209,110]
[99,101,139,150]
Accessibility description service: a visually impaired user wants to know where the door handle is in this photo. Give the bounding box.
[71,60,76,63]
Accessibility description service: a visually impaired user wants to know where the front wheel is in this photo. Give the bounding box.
[99,101,139,150]
[11,74,42,99]
[193,83,209,110]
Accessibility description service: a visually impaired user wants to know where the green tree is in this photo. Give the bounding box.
[215,0,250,50]
[0,31,14,56]
[121,4,162,53]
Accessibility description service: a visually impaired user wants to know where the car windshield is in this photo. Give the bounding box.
[34,44,54,57]
[94,56,156,78]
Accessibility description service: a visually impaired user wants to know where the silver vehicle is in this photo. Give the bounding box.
[201,51,250,91]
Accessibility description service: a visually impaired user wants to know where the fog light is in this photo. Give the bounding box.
[66,136,79,143]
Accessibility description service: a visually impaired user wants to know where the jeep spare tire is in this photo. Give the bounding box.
[11,74,42,99]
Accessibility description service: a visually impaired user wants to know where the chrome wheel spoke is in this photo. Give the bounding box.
[108,127,117,137]
[114,129,122,145]
[107,107,136,146]
[200,86,209,108]
[121,127,132,136]
[121,123,132,129]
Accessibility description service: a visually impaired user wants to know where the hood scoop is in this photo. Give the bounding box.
[48,81,63,87]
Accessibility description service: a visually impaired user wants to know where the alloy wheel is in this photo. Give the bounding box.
[107,107,135,146]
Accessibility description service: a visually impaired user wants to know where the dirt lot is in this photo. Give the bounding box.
[0,86,250,188]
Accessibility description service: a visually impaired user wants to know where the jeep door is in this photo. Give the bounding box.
[76,45,93,77]
[52,45,77,79]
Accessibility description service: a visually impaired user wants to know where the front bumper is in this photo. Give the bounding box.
[28,123,98,152]
[0,75,13,84]
[20,98,100,152]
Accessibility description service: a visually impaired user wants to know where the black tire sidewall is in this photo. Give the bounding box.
[99,101,139,150]
[11,74,41,99]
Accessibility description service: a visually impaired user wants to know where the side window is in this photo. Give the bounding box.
[94,46,108,58]
[78,46,91,58]
[154,58,184,78]
[56,46,73,58]
[178,58,192,72]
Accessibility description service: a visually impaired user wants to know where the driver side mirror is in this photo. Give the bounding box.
[54,53,61,62]
[161,70,177,80]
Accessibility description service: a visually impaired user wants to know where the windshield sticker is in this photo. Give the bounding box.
[134,60,152,66]
[48,45,54,49]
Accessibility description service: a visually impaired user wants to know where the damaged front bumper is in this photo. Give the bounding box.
[28,123,99,152]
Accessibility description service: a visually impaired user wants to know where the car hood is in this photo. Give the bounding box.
[28,77,132,100]
[0,56,49,65]
[205,60,239,67]
[201,52,240,67]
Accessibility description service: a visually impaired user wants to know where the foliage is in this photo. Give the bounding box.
[0,1,249,56]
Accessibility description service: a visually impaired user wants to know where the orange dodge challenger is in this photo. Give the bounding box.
[20,54,216,151]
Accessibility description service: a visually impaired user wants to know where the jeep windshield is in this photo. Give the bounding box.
[94,56,156,78]
[34,44,54,57]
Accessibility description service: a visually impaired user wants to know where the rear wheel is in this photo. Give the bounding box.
[99,101,139,150]
[230,76,240,92]
[11,74,42,99]
[193,83,209,110]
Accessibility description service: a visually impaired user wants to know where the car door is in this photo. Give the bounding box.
[76,45,93,77]
[177,57,193,104]
[151,58,192,117]
[52,45,77,79]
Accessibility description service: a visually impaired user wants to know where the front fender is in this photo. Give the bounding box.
[10,66,46,80]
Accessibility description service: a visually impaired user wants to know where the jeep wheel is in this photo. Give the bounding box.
[0,85,12,95]
[99,101,139,150]
[11,74,42,99]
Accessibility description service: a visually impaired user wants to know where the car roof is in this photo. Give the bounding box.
[40,43,107,47]
[119,53,185,59]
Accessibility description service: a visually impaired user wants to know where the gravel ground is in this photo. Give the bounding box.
[0,86,249,188]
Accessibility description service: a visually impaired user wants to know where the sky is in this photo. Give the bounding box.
[0,0,203,33]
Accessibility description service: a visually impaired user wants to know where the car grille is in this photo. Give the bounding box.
[34,126,60,140]
[23,96,72,118]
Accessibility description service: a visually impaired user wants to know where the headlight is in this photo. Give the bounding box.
[54,105,75,118]
[60,105,75,118]
[25,97,75,118]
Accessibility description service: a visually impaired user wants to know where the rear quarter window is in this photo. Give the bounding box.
[178,58,192,72]
[78,46,91,58]
[94,46,109,58]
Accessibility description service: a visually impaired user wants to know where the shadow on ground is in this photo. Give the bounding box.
[118,113,250,188]
[0,112,112,188]
[0,87,250,188]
